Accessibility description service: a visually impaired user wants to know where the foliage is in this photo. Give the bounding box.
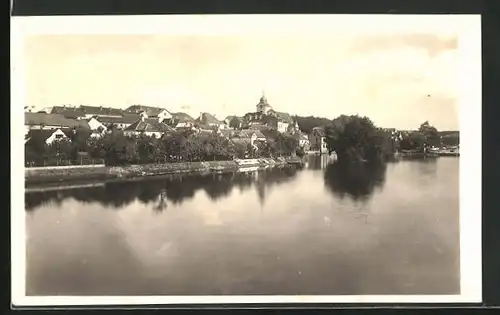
[325,115,394,163]
[399,131,427,151]
[441,133,460,146]
[229,117,242,129]
[418,121,440,147]
[324,160,387,201]
[293,115,332,134]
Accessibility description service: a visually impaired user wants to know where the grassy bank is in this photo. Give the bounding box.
[25,158,303,186]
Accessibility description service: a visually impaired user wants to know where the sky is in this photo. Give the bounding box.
[23,27,461,130]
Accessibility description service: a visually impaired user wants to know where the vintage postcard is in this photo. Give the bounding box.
[11,14,482,306]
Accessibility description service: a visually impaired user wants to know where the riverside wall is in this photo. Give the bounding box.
[25,158,303,186]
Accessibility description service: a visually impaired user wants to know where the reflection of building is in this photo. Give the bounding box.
[309,126,328,154]
[307,154,328,170]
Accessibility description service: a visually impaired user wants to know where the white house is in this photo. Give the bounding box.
[86,117,108,132]
[277,121,289,133]
[125,105,173,123]
[123,117,175,138]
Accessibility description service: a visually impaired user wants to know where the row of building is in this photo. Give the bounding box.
[24,94,328,152]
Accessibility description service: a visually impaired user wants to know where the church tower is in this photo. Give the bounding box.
[256,91,272,114]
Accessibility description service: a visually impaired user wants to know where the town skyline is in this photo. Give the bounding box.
[23,28,461,130]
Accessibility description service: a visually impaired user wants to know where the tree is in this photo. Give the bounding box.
[399,131,426,151]
[229,117,242,130]
[418,121,440,147]
[441,133,459,146]
[293,115,332,134]
[325,115,390,163]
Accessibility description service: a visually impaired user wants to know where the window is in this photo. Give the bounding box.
[55,134,64,139]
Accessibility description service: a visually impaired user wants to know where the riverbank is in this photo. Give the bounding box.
[25,157,304,186]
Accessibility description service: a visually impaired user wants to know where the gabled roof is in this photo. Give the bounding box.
[231,138,251,147]
[294,132,309,141]
[51,106,86,118]
[312,126,326,137]
[220,129,237,138]
[248,124,271,131]
[275,111,293,123]
[197,112,223,125]
[171,112,195,123]
[96,114,141,124]
[125,105,171,117]
[79,105,123,116]
[25,113,90,129]
[253,130,266,139]
[26,128,76,141]
[237,130,256,138]
[27,129,59,140]
[124,118,175,133]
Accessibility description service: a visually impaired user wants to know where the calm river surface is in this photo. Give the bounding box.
[25,156,460,296]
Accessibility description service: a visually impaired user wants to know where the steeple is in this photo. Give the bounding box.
[260,89,267,104]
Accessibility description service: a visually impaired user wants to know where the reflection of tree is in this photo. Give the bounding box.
[25,166,304,212]
[324,161,387,202]
[203,173,234,201]
[153,190,168,213]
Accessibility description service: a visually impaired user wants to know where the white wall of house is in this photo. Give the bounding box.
[249,133,257,146]
[157,110,172,121]
[45,129,68,145]
[111,123,132,130]
[87,117,107,131]
[27,124,64,130]
[320,137,328,153]
[123,131,138,137]
[144,132,163,138]
[277,121,289,133]
[176,122,193,128]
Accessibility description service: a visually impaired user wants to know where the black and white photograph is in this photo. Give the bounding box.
[11,15,482,306]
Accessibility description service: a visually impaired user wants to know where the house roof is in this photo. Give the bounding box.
[248,124,271,131]
[294,132,309,141]
[96,114,141,124]
[77,105,124,116]
[51,106,86,118]
[26,128,76,141]
[125,105,170,117]
[197,112,223,125]
[25,112,90,129]
[175,122,194,128]
[275,111,293,123]
[231,138,250,147]
[124,118,175,133]
[312,126,326,137]
[220,129,237,137]
[237,130,255,138]
[171,112,195,123]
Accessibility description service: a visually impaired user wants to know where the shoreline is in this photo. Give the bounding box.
[25,157,304,188]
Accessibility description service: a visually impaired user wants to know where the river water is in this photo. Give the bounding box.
[25,156,460,296]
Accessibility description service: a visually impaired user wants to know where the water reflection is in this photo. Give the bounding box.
[25,158,460,296]
[323,161,387,202]
[306,154,329,170]
[26,166,303,212]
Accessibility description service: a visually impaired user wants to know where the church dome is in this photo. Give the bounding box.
[256,92,272,114]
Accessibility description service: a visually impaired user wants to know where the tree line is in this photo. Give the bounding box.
[25,128,301,167]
